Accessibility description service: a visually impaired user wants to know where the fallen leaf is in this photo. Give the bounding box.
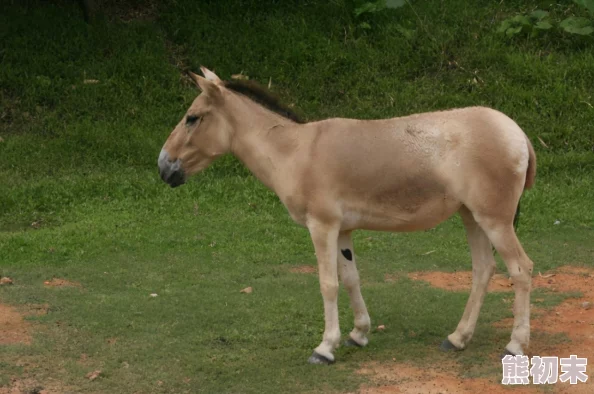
[377,325,386,331]
[150,293,158,297]
[44,281,50,285]
[86,370,101,381]
[537,136,548,148]
[424,250,435,255]
[0,277,13,285]
[240,286,253,294]
[83,79,100,84]
[0,136,4,143]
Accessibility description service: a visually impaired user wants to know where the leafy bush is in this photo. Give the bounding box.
[497,0,594,37]
[497,10,553,37]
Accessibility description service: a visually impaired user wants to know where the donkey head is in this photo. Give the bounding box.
[158,66,233,187]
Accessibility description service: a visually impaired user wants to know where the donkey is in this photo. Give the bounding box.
[158,66,537,365]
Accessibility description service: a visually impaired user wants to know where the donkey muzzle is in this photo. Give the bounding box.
[158,149,186,188]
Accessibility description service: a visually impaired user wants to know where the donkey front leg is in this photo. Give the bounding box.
[307,220,341,365]
[338,231,370,347]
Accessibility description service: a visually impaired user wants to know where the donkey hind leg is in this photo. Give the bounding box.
[337,231,371,347]
[480,220,533,356]
[307,220,341,364]
[442,206,496,351]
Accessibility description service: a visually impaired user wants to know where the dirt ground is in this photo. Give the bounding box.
[357,266,593,393]
[0,304,31,346]
[0,280,75,394]
[2,270,592,393]
[43,278,81,288]
[289,265,317,274]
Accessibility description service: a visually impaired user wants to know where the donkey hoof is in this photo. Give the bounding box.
[308,351,334,365]
[344,338,363,348]
[440,339,462,352]
[501,349,518,359]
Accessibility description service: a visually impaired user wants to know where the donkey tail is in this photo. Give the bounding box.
[513,136,536,232]
[524,136,537,190]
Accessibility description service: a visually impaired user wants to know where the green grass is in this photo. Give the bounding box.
[1,0,593,393]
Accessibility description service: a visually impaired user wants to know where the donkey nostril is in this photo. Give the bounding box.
[166,170,185,188]
[159,169,168,182]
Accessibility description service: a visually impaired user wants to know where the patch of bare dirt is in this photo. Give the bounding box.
[527,267,594,393]
[407,271,513,292]
[398,266,594,393]
[406,266,593,296]
[0,307,75,393]
[0,304,31,345]
[0,377,68,394]
[289,265,317,274]
[357,361,538,394]
[43,278,81,288]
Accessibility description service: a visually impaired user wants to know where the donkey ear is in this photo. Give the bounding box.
[188,71,220,95]
[200,66,222,83]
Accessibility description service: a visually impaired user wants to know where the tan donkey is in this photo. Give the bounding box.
[158,67,537,364]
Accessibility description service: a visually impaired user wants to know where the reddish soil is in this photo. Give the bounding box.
[289,265,317,274]
[406,267,594,360]
[0,377,66,394]
[358,361,539,394]
[43,278,81,288]
[407,271,514,292]
[0,304,31,345]
[359,266,594,393]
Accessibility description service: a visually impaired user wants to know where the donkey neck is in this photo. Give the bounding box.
[228,98,302,192]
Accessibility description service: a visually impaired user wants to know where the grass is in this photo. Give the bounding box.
[1,0,593,392]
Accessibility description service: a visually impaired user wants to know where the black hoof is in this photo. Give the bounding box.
[344,338,363,348]
[501,349,517,359]
[440,339,462,352]
[308,351,334,365]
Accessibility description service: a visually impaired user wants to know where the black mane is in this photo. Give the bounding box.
[223,80,305,124]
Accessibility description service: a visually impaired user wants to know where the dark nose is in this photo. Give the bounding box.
[158,149,186,188]
[164,169,185,188]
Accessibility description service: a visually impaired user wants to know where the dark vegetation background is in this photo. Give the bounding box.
[0,1,593,393]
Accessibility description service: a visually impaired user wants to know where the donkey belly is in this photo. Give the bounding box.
[343,196,461,232]
[340,180,462,232]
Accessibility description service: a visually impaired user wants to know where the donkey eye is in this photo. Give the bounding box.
[186,115,200,126]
